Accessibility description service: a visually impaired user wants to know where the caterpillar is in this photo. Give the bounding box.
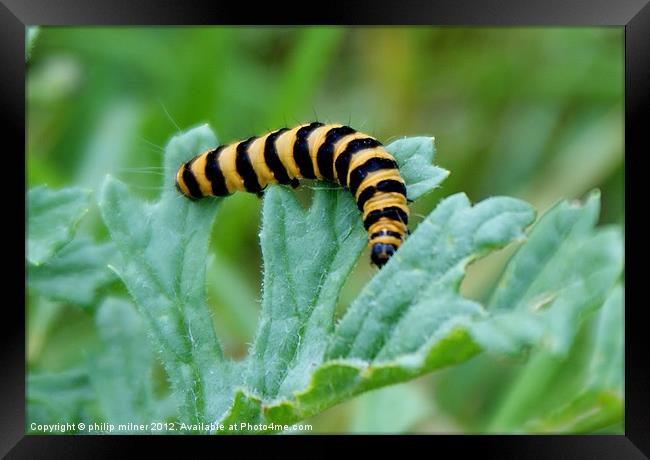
[175,122,409,267]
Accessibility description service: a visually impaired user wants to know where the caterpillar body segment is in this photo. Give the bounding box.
[175,122,409,267]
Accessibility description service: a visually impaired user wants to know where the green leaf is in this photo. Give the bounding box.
[245,136,449,400]
[28,236,117,306]
[89,297,163,431]
[588,284,624,390]
[327,193,534,362]
[245,193,533,427]
[385,136,449,200]
[99,124,232,428]
[471,191,623,356]
[27,185,92,266]
[28,367,97,432]
[99,127,456,431]
[522,285,624,433]
[98,125,621,434]
[245,186,367,399]
[433,195,624,433]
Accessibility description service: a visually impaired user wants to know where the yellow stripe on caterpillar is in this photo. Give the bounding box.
[175,122,410,268]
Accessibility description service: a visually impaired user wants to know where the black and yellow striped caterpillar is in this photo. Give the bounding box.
[175,122,409,267]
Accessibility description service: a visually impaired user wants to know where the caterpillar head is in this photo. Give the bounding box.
[371,243,396,268]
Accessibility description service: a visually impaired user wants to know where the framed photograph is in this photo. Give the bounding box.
[5,0,647,455]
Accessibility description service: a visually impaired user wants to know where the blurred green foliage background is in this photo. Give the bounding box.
[27,27,623,433]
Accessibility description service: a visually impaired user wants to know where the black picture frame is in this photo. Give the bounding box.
[5,0,647,457]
